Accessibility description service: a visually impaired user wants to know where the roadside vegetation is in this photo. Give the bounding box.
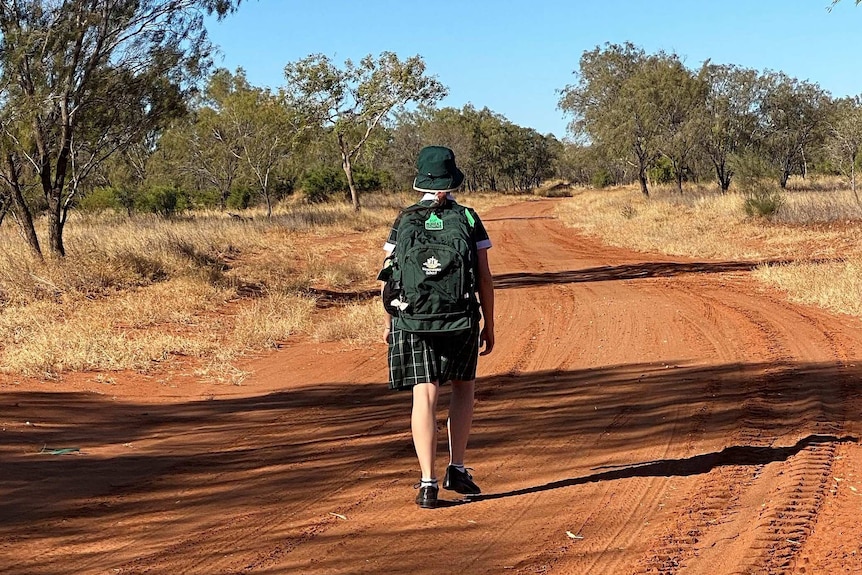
[557,178,862,318]
[0,193,516,381]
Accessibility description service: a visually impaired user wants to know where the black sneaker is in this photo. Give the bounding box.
[443,465,481,495]
[415,483,438,508]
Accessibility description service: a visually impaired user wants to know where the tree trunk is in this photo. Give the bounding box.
[674,159,684,194]
[710,157,732,194]
[800,146,808,179]
[633,142,650,197]
[47,192,66,257]
[852,161,860,205]
[264,189,272,218]
[779,166,791,189]
[637,157,650,197]
[338,133,360,212]
[3,154,43,258]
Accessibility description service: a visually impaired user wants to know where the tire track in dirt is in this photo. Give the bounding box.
[629,278,854,575]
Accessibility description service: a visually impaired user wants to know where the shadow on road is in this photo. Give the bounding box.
[468,434,858,502]
[1,358,859,570]
[493,260,794,289]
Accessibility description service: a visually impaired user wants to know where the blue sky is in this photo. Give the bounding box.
[205,0,861,139]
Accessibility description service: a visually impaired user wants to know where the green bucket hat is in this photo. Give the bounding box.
[413,146,465,193]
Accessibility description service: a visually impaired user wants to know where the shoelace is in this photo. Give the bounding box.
[452,466,474,478]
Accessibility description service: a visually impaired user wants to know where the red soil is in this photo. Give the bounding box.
[2,199,861,574]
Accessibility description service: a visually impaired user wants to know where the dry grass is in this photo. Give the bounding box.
[752,257,862,317]
[0,191,515,380]
[232,293,316,350]
[313,301,382,345]
[556,181,862,318]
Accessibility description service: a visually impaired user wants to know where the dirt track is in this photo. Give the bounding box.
[2,199,862,574]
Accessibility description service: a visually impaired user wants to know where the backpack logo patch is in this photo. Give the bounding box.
[425,213,443,230]
[422,256,442,275]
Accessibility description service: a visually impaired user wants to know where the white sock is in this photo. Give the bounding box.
[420,478,438,487]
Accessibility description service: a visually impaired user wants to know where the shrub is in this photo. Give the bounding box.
[190,188,221,210]
[79,187,123,213]
[351,166,384,192]
[648,156,675,185]
[227,187,253,210]
[135,185,188,217]
[743,185,785,218]
[591,168,614,189]
[732,152,785,218]
[301,165,347,203]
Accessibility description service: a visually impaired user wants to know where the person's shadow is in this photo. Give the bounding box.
[446,434,856,505]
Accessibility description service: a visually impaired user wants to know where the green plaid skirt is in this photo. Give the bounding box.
[388,321,480,391]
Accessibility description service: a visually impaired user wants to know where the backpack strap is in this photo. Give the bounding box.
[464,207,476,228]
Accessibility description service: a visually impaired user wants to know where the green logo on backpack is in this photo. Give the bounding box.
[425,213,443,230]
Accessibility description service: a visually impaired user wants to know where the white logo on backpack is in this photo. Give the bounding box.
[422,256,441,275]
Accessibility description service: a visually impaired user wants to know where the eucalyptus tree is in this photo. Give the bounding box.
[233,88,305,217]
[697,63,762,193]
[757,72,831,188]
[422,106,474,181]
[648,58,707,193]
[0,0,242,257]
[159,69,249,209]
[559,43,665,196]
[386,107,433,187]
[498,126,558,191]
[825,96,862,203]
[283,52,446,211]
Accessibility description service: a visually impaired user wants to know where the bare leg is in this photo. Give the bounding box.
[412,382,440,479]
[447,379,475,465]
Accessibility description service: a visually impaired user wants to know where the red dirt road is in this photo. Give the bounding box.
[2,199,862,574]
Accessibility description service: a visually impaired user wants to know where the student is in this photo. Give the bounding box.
[381,146,495,509]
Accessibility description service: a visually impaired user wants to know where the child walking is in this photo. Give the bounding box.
[380,146,495,508]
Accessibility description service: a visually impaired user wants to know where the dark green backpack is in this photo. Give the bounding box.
[380,201,478,335]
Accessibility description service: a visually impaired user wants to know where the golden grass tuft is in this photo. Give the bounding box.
[313,301,383,345]
[753,257,862,317]
[232,293,316,350]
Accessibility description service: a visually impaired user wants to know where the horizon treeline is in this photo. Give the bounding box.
[1,2,860,260]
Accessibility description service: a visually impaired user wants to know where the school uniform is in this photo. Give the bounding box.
[384,193,492,391]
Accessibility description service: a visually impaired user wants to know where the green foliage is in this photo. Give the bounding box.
[79,187,123,213]
[351,166,384,192]
[591,168,615,189]
[298,164,387,203]
[113,187,138,216]
[135,186,189,217]
[648,156,675,184]
[227,187,253,210]
[743,187,785,218]
[301,165,348,202]
[284,51,447,209]
[190,188,222,210]
[728,149,783,217]
[758,72,831,188]
[0,0,244,256]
